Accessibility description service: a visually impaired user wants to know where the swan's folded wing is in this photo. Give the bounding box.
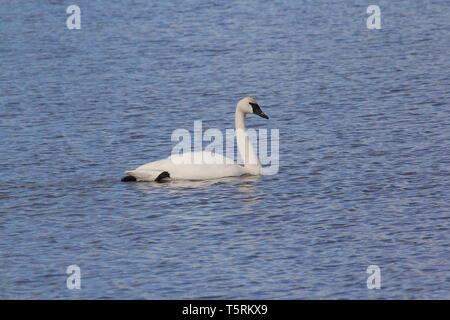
[125,169,168,182]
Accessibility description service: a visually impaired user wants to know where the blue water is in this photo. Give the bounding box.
[0,0,449,299]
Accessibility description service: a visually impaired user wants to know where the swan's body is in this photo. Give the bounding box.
[122,97,269,182]
[127,152,246,181]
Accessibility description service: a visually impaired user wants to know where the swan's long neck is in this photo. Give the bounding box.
[235,109,261,175]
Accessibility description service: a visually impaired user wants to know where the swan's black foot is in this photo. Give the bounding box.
[121,175,137,182]
[155,171,170,182]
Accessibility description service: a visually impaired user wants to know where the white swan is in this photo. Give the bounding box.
[122,97,269,182]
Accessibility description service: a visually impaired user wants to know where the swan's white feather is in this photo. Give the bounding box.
[127,152,247,181]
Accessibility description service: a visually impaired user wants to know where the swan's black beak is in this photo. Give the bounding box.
[250,102,269,119]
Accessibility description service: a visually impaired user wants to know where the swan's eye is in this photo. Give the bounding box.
[249,102,260,111]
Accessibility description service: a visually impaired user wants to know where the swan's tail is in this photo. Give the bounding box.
[122,170,170,182]
[121,175,137,182]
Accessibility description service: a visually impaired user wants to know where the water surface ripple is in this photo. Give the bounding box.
[0,1,449,299]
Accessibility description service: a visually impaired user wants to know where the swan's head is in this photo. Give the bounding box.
[237,97,269,119]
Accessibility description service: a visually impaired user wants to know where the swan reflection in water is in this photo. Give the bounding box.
[128,175,263,215]
[130,174,261,192]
